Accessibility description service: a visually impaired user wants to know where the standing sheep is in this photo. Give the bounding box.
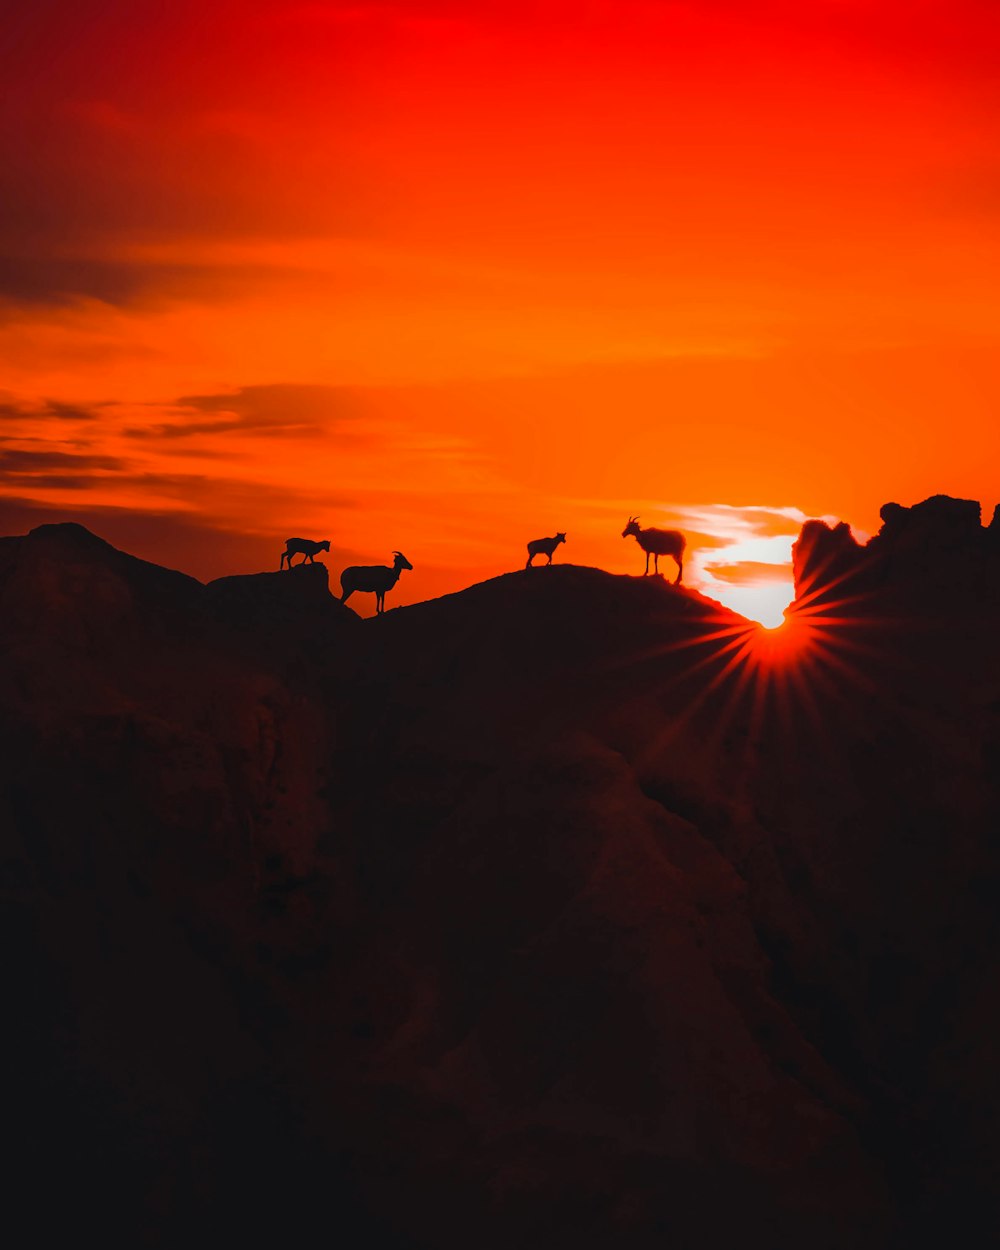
[280,537,330,569]
[622,517,685,583]
[340,551,413,614]
[525,532,566,567]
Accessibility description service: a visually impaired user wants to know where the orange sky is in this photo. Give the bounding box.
[3,1,1000,623]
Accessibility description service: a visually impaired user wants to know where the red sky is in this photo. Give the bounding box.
[3,1,1000,623]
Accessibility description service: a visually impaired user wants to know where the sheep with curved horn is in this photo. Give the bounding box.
[622,516,685,583]
[340,550,413,614]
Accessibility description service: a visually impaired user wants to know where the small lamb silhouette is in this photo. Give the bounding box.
[622,517,685,583]
[280,537,331,569]
[525,532,566,568]
[340,551,413,614]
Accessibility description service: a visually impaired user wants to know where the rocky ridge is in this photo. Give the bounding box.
[3,500,1000,1248]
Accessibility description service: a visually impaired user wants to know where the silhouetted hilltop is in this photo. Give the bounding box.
[365,564,740,708]
[207,563,360,660]
[0,520,203,650]
[4,515,1000,1248]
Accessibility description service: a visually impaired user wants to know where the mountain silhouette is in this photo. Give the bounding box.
[4,502,1000,1248]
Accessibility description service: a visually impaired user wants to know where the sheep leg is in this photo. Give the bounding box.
[675,556,683,585]
[526,553,534,568]
[546,553,553,564]
[644,551,650,576]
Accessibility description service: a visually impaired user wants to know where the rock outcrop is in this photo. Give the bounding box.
[791,493,1000,620]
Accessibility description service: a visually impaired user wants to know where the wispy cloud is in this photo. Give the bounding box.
[0,254,312,310]
[0,393,103,422]
[0,447,125,476]
[703,559,794,586]
[674,503,807,541]
[126,384,372,440]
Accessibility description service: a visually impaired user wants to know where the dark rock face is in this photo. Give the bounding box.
[868,495,987,593]
[791,518,866,608]
[4,515,1000,1247]
[878,494,982,540]
[791,492,1000,618]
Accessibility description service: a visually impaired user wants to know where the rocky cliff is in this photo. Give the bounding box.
[4,505,1000,1248]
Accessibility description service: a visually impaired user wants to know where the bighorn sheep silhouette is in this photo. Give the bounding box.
[280,537,330,569]
[622,517,685,583]
[525,532,566,567]
[340,551,413,614]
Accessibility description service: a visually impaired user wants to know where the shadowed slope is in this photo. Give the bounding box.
[292,565,892,1247]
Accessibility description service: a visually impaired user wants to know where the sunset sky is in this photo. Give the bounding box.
[3,1,1000,624]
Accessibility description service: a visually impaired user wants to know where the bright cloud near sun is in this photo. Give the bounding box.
[679,506,807,628]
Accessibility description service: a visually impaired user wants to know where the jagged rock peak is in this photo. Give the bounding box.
[791,518,864,601]
[206,562,360,639]
[876,495,982,542]
[791,494,1000,608]
[28,520,119,549]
